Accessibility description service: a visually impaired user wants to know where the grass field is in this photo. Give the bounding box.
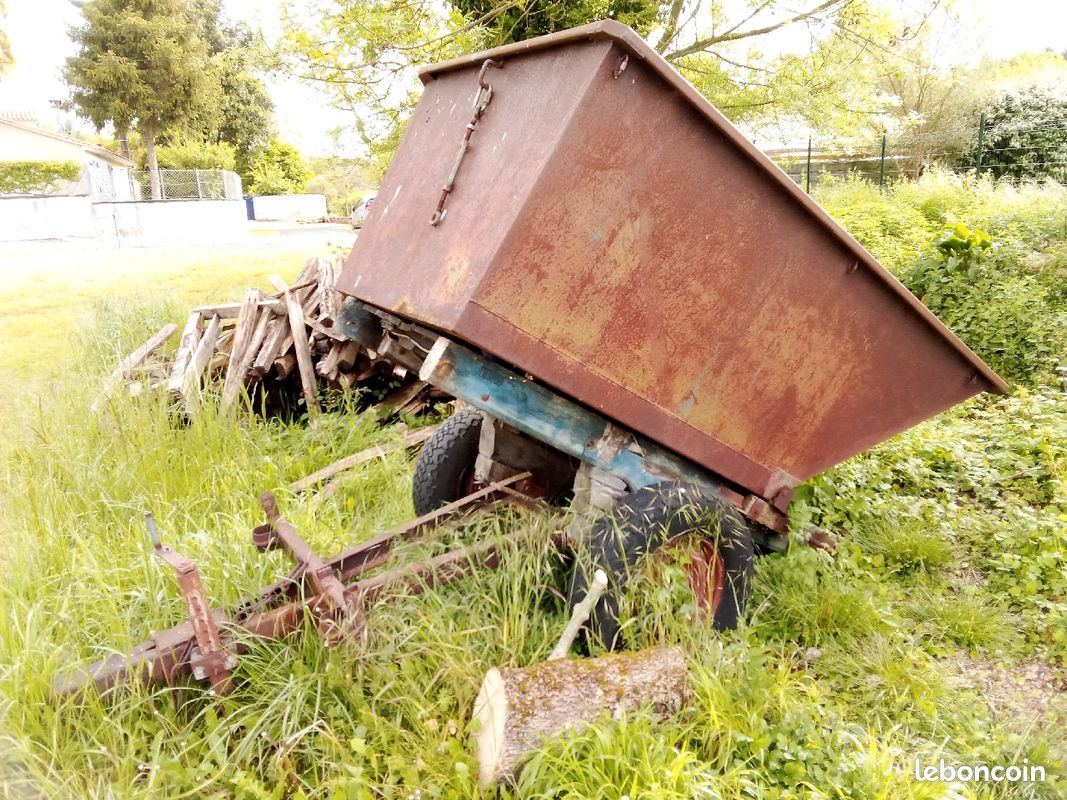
[0,180,1064,799]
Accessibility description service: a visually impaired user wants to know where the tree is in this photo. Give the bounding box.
[64,0,220,199]
[247,138,311,195]
[281,0,926,151]
[192,1,276,180]
[0,0,12,78]
[961,88,1067,183]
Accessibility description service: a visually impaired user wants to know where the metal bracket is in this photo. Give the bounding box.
[255,493,362,644]
[146,513,235,694]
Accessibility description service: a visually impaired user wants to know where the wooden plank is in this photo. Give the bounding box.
[193,299,281,318]
[220,289,262,410]
[337,341,360,371]
[166,312,202,394]
[289,425,438,493]
[269,274,320,415]
[93,322,179,409]
[378,380,427,416]
[222,306,273,409]
[274,353,297,379]
[182,313,222,414]
[316,341,344,381]
[318,256,339,322]
[252,316,291,377]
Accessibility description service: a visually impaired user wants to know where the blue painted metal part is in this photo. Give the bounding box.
[422,339,725,499]
[420,337,790,548]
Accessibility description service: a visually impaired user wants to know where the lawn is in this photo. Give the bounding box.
[0,177,1064,799]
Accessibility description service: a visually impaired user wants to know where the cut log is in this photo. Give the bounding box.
[270,274,320,416]
[166,312,202,395]
[472,646,689,786]
[288,424,437,492]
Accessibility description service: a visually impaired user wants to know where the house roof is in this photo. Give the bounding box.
[0,117,135,168]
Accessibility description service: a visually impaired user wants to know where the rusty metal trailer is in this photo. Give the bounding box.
[331,20,1005,646]
[338,20,1004,533]
[57,22,1006,696]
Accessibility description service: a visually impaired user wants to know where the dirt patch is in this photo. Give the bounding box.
[948,654,1067,728]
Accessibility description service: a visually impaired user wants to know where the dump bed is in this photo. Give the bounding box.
[338,20,1005,506]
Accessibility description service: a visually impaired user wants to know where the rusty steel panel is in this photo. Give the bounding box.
[338,21,1006,502]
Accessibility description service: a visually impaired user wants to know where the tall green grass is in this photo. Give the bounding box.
[2,181,1066,798]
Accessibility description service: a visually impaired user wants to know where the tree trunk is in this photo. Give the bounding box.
[472,646,689,787]
[143,118,162,200]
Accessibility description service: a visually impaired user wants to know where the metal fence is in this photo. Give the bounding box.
[763,117,1067,190]
[129,169,243,201]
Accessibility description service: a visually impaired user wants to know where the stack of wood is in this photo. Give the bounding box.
[96,256,438,418]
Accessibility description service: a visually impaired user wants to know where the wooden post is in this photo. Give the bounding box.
[975,112,986,176]
[805,137,812,193]
[270,274,320,416]
[878,134,887,189]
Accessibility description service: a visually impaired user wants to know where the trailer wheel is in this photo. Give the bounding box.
[412,407,483,515]
[568,481,754,651]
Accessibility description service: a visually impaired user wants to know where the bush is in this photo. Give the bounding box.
[154,140,237,171]
[247,138,310,195]
[0,160,81,194]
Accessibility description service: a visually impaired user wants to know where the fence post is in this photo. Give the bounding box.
[194,168,203,199]
[975,112,986,176]
[878,134,887,190]
[805,138,812,193]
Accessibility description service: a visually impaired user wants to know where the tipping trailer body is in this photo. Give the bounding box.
[337,21,1005,510]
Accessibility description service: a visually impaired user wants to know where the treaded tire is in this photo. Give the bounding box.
[568,481,754,651]
[412,407,483,516]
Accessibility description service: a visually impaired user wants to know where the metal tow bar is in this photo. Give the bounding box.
[430,58,502,226]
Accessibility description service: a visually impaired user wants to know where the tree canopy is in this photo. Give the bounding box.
[280,0,928,144]
[64,0,219,197]
[0,0,13,77]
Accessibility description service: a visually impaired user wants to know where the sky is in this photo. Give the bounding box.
[1,0,1066,157]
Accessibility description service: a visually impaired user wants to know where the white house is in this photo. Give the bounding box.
[0,115,135,200]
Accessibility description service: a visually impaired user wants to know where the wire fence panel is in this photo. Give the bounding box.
[763,117,1067,190]
[129,169,243,201]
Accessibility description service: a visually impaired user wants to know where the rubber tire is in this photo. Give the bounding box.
[568,481,755,651]
[412,407,483,516]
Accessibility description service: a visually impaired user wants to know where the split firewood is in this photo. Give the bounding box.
[166,312,202,395]
[471,645,690,786]
[117,256,446,419]
[274,353,297,379]
[94,322,179,410]
[252,317,291,378]
[182,314,222,414]
[221,290,264,410]
[288,424,439,493]
[270,274,320,416]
